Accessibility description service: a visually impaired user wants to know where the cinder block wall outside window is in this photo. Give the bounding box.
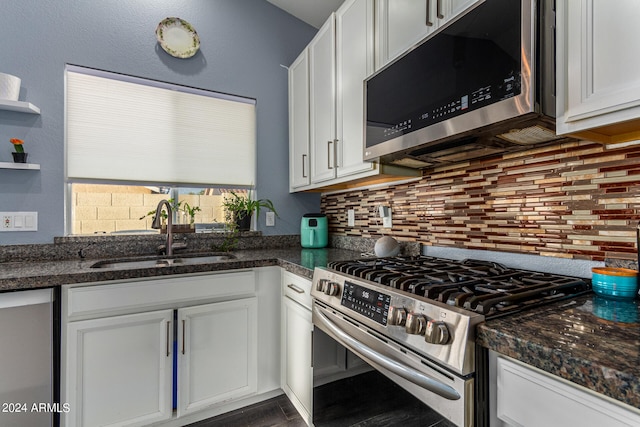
[72,185,225,235]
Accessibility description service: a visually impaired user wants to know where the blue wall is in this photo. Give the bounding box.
[0,0,319,244]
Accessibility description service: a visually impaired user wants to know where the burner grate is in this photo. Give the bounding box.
[327,257,590,317]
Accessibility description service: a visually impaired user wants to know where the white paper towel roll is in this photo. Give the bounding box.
[0,73,21,101]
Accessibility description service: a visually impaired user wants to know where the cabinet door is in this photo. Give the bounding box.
[557,0,640,139]
[496,356,640,427]
[63,310,173,427]
[177,298,258,416]
[447,0,481,22]
[379,0,433,64]
[309,15,337,184]
[377,0,480,67]
[289,49,311,190]
[335,0,376,178]
[282,296,313,423]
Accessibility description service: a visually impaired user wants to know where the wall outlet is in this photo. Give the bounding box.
[382,211,392,228]
[347,209,355,227]
[377,205,392,228]
[265,211,275,227]
[3,216,11,228]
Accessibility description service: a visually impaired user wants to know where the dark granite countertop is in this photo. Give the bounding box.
[2,244,638,412]
[0,247,361,290]
[477,294,640,410]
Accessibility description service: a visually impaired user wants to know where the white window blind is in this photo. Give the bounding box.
[65,66,256,186]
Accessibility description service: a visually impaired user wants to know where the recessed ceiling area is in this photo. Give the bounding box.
[267,0,344,29]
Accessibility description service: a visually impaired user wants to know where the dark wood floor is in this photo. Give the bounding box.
[187,370,455,427]
[186,394,306,427]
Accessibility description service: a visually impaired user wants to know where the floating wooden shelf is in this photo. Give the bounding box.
[0,99,40,114]
[0,162,41,170]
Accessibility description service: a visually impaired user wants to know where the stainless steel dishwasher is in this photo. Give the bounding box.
[0,288,54,427]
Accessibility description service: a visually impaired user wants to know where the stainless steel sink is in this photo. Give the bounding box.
[90,254,235,269]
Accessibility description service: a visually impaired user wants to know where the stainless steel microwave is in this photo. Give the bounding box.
[364,0,561,169]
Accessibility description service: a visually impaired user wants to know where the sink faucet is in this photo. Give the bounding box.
[151,200,174,256]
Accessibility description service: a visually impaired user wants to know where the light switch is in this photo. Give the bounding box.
[25,213,37,230]
[13,215,24,228]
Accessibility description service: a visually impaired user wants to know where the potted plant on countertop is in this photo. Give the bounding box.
[140,199,196,233]
[10,138,27,163]
[222,190,277,232]
[182,202,201,229]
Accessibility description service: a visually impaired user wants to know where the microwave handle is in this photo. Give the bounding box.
[313,306,461,401]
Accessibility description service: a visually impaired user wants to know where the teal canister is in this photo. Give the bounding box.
[300,213,328,248]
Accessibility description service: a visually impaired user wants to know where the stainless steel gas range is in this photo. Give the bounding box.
[311,256,590,427]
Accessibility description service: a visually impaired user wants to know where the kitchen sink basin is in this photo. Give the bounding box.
[90,253,235,269]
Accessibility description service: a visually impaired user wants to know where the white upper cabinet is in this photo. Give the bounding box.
[288,50,310,190]
[288,0,419,192]
[335,0,376,178]
[376,0,480,67]
[309,15,337,184]
[556,0,640,142]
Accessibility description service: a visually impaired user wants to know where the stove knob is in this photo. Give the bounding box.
[324,281,341,297]
[425,320,450,345]
[316,279,328,293]
[405,312,427,335]
[387,306,407,326]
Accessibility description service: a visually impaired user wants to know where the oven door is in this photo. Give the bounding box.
[312,302,473,427]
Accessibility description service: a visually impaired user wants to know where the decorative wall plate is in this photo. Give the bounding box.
[155,17,200,58]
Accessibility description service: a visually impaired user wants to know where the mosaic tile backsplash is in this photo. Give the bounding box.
[321,140,640,263]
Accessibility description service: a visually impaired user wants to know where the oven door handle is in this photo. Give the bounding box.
[313,306,461,401]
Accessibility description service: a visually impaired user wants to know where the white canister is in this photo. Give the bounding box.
[0,72,21,101]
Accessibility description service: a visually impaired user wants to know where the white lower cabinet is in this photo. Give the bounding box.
[61,269,277,427]
[281,271,313,426]
[492,353,640,427]
[65,309,174,427]
[177,298,258,416]
[177,299,257,417]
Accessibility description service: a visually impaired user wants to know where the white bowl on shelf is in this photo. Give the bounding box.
[0,72,21,101]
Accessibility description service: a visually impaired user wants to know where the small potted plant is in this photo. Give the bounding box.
[182,202,201,229]
[222,190,277,231]
[140,198,182,229]
[10,138,27,163]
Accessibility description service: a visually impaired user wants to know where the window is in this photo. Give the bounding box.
[65,66,256,235]
[70,184,247,235]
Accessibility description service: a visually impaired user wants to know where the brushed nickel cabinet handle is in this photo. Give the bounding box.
[166,321,171,357]
[287,283,305,294]
[181,319,186,355]
[310,330,314,368]
[302,154,307,178]
[426,0,433,26]
[327,140,334,169]
[437,0,444,19]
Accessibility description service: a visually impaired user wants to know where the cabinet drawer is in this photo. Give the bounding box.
[282,271,312,310]
[65,270,256,320]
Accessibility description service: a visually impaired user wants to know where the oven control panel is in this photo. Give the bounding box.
[341,281,391,326]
